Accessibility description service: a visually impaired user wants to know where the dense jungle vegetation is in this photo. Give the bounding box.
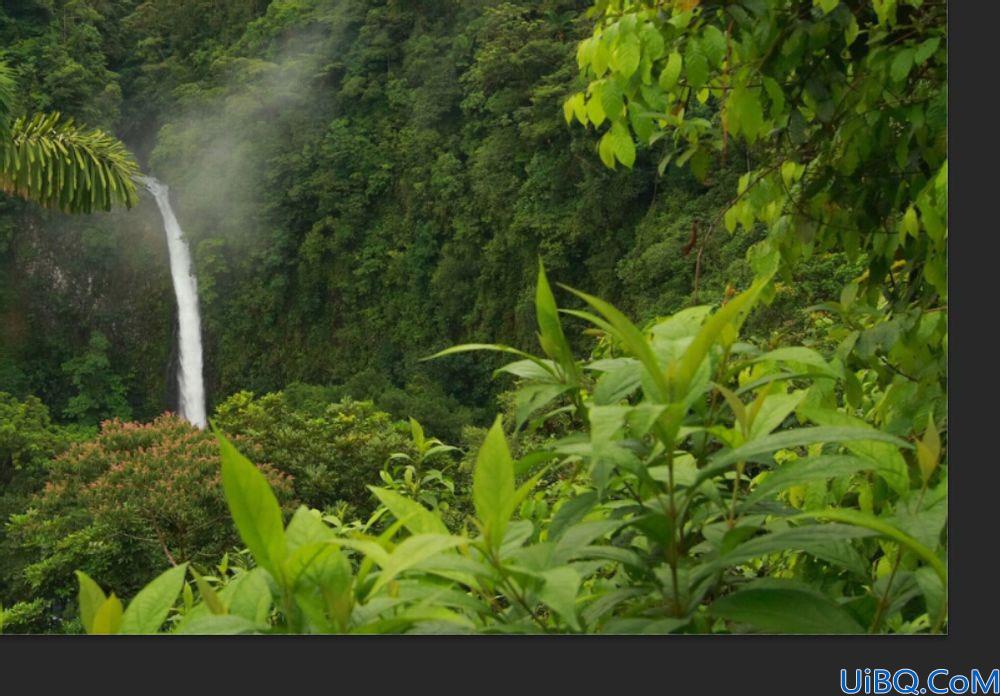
[0,0,946,634]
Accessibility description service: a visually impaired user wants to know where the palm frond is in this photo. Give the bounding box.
[0,112,139,213]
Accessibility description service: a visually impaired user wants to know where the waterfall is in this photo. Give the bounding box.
[139,176,207,428]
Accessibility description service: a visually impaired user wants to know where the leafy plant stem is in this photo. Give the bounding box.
[485,546,549,632]
[869,550,903,633]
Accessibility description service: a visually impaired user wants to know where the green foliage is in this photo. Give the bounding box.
[0,598,48,634]
[93,267,946,634]
[213,390,415,517]
[4,414,293,625]
[0,109,139,212]
[0,54,137,213]
[0,1,849,428]
[60,330,132,426]
[0,392,69,478]
[218,431,287,582]
[378,416,466,528]
[0,392,77,630]
[0,0,947,637]
[568,0,947,440]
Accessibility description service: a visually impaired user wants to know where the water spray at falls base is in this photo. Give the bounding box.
[139,176,207,428]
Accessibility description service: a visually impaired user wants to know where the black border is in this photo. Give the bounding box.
[1,2,990,693]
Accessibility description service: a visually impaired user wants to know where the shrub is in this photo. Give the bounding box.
[213,391,415,518]
[5,414,293,620]
[60,331,132,426]
[0,393,77,629]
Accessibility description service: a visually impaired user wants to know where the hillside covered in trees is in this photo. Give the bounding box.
[0,0,946,635]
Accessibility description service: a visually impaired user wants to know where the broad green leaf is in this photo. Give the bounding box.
[514,382,573,430]
[593,359,643,405]
[914,566,946,628]
[781,160,798,188]
[901,206,919,237]
[561,285,668,401]
[916,413,941,483]
[626,403,669,438]
[713,426,910,468]
[601,616,690,634]
[424,344,555,376]
[547,492,599,542]
[715,524,877,568]
[553,519,623,564]
[331,535,392,568]
[586,93,606,127]
[369,534,467,594]
[669,274,773,401]
[75,570,106,635]
[792,508,947,585]
[500,519,536,557]
[581,588,646,627]
[640,22,665,61]
[175,614,260,635]
[599,78,625,121]
[741,455,875,510]
[217,430,286,582]
[845,14,860,45]
[700,25,727,67]
[629,107,655,144]
[389,605,477,632]
[651,305,713,340]
[495,358,559,382]
[119,563,188,634]
[473,416,516,549]
[223,568,273,624]
[577,37,593,70]
[573,91,588,124]
[191,567,227,616]
[369,486,449,536]
[694,426,911,490]
[410,553,484,589]
[807,539,873,578]
[287,542,354,629]
[747,391,805,440]
[890,48,915,82]
[710,582,864,634]
[598,130,616,168]
[714,383,747,431]
[610,121,636,168]
[750,346,841,378]
[614,32,641,78]
[285,506,336,553]
[659,51,682,90]
[684,44,709,88]
[536,259,577,379]
[563,93,583,125]
[409,417,425,450]
[592,39,610,76]
[888,481,947,550]
[90,594,124,635]
[689,149,710,182]
[799,407,911,495]
[728,86,764,143]
[538,566,582,630]
[914,37,941,64]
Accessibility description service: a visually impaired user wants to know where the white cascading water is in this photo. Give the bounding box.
[139,176,207,428]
